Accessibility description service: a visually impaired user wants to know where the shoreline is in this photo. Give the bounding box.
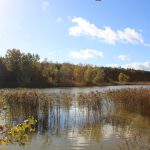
[0,82,150,89]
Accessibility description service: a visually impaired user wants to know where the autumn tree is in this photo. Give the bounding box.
[0,49,149,87]
[118,72,130,82]
[73,65,85,83]
[93,69,105,84]
[84,66,96,85]
[59,63,73,85]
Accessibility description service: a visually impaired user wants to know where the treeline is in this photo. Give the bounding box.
[0,49,150,87]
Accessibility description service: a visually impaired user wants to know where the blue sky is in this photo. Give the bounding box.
[0,0,150,70]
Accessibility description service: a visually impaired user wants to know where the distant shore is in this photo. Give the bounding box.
[0,81,150,89]
[1,49,150,89]
[111,81,150,86]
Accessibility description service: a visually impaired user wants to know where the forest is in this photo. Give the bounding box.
[0,49,150,88]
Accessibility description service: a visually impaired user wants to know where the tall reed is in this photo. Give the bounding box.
[106,88,150,116]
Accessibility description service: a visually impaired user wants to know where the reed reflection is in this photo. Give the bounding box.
[1,88,150,149]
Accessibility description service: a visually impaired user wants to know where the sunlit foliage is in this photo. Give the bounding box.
[0,96,37,146]
[0,117,37,146]
[118,72,130,82]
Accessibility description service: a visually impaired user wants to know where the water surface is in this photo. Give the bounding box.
[1,85,150,150]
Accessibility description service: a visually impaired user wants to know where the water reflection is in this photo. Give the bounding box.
[0,87,150,149]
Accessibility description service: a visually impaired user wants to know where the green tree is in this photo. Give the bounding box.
[5,49,40,86]
[5,49,22,86]
[18,53,40,86]
[0,57,7,86]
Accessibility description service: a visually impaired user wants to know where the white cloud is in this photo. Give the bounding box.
[69,49,103,60]
[124,62,150,71]
[118,55,130,61]
[107,64,120,68]
[42,1,49,11]
[69,17,145,45]
[57,17,63,23]
[107,62,150,71]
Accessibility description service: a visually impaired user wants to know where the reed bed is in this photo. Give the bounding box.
[106,88,150,116]
[0,89,74,110]
[77,91,104,110]
[1,90,45,110]
[1,88,150,116]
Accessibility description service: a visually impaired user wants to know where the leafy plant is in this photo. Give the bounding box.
[0,116,37,146]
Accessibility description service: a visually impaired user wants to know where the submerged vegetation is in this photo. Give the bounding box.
[0,49,150,88]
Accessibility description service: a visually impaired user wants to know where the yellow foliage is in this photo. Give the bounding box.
[0,117,37,146]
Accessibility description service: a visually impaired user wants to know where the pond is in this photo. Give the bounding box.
[0,85,150,150]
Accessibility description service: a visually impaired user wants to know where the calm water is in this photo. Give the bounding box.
[1,85,150,150]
